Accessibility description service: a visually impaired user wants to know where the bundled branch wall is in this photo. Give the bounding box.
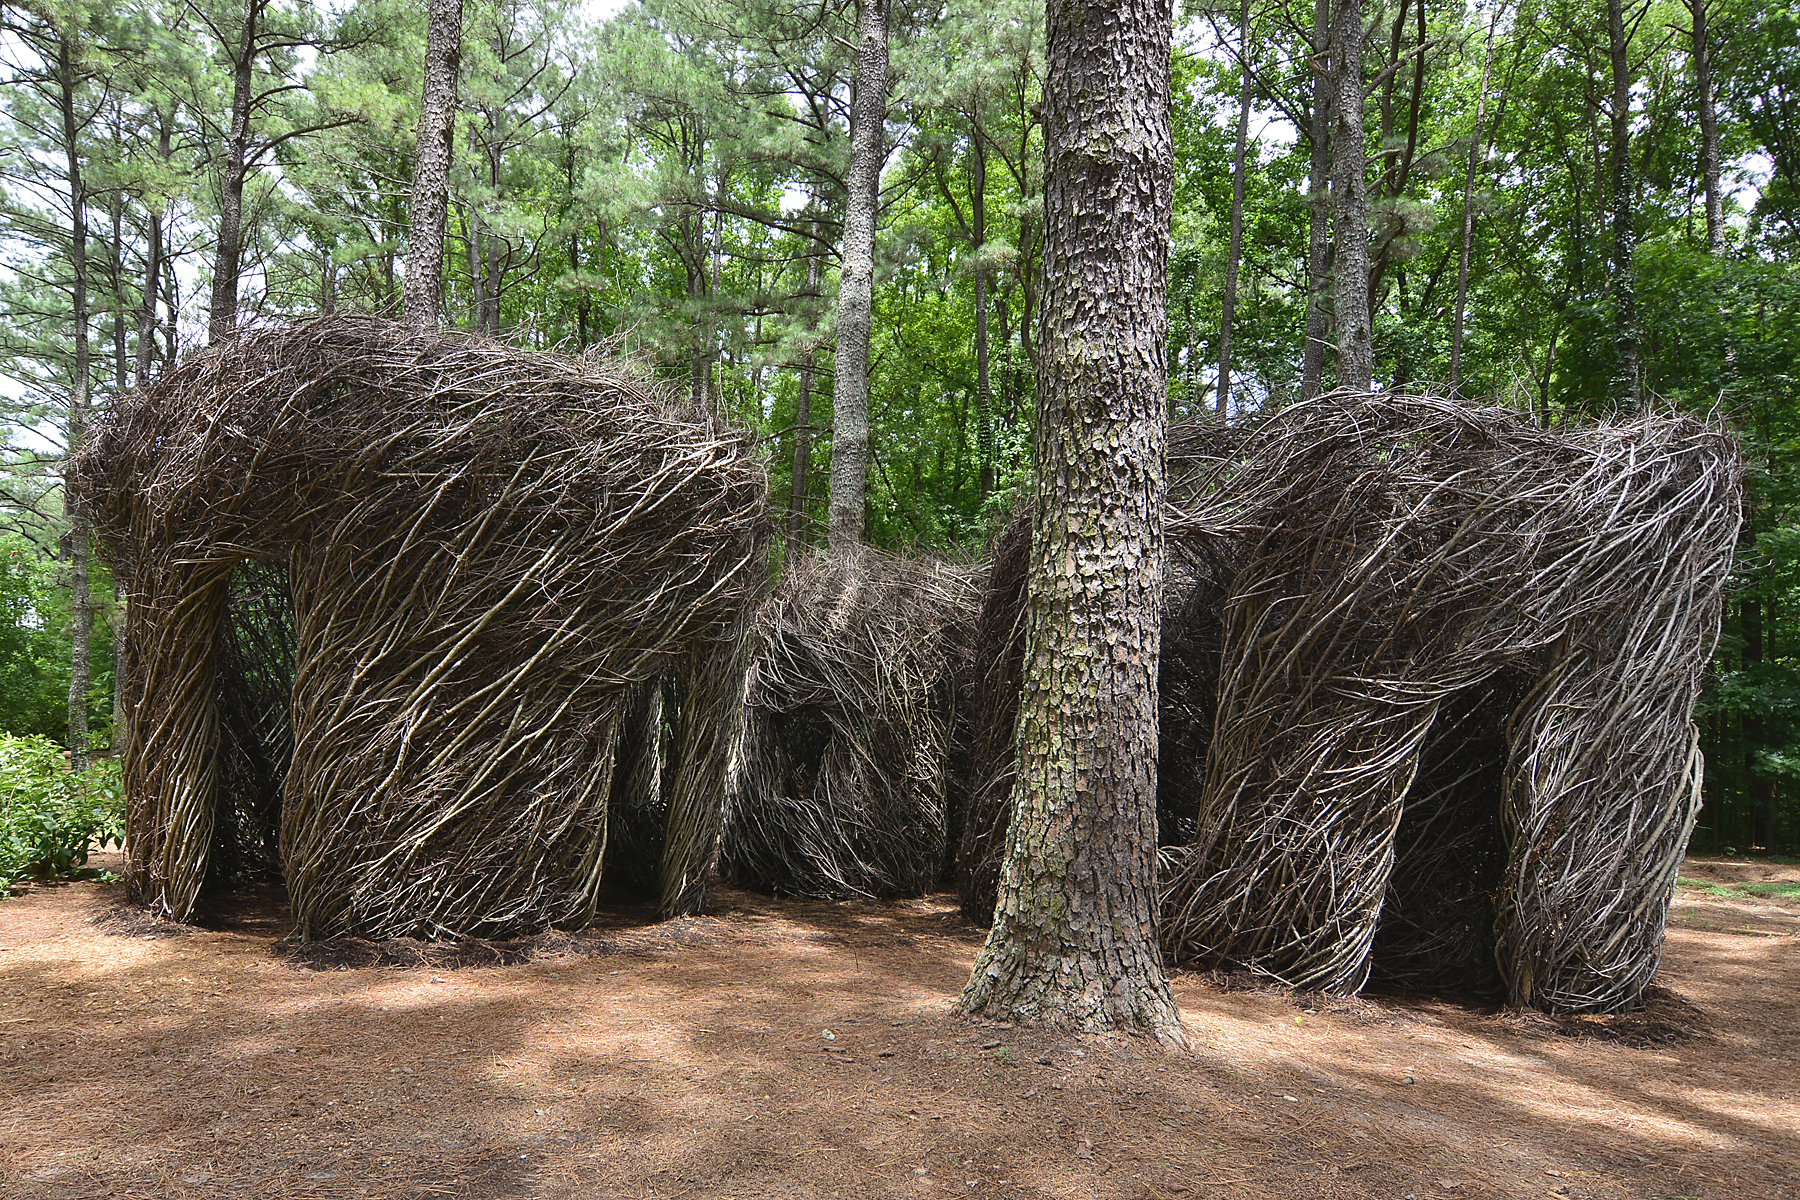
[77,316,769,938]
[961,395,1740,1013]
[722,550,978,899]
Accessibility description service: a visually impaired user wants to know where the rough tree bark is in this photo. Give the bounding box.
[1448,3,1501,398]
[207,0,264,344]
[1328,0,1371,392]
[827,0,888,552]
[1219,0,1252,417]
[1606,0,1642,407]
[1300,0,1332,399]
[403,0,462,328]
[957,0,1187,1044]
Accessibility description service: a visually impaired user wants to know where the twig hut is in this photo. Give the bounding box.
[960,395,1741,1013]
[77,316,769,938]
[721,550,979,899]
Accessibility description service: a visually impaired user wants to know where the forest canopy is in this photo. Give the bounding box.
[1,0,1795,852]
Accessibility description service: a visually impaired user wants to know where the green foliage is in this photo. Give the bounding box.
[0,534,115,744]
[0,733,123,889]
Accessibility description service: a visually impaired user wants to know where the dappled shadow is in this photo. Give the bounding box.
[3,875,1796,1199]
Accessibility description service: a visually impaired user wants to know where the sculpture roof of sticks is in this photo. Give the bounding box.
[75,315,771,940]
[958,395,1742,1014]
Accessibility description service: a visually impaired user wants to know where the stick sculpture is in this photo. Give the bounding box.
[962,394,1740,1013]
[76,316,769,938]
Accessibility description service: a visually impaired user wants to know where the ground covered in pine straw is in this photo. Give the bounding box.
[2,854,1796,1200]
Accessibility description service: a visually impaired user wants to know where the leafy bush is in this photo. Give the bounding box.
[0,533,118,746]
[0,733,123,890]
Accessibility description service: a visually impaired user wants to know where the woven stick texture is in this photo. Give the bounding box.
[77,315,769,937]
[722,550,978,900]
[962,393,1740,1013]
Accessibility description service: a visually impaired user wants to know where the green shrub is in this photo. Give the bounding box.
[0,733,123,890]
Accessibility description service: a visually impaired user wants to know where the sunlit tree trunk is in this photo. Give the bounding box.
[827,0,888,552]
[1328,0,1371,392]
[958,0,1187,1044]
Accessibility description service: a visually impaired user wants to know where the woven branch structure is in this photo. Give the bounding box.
[960,395,1740,1013]
[77,316,769,939]
[721,549,979,899]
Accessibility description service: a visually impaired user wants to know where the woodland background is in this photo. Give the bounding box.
[0,0,1794,867]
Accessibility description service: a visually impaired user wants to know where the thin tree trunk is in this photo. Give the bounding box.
[135,113,169,386]
[788,236,821,548]
[1743,525,1777,847]
[1606,0,1641,407]
[483,195,502,334]
[1300,0,1332,399]
[1537,322,1559,427]
[109,190,126,393]
[465,207,484,327]
[1219,0,1252,418]
[957,0,1187,1044]
[972,132,995,499]
[58,36,92,772]
[827,0,888,552]
[1366,0,1425,310]
[697,177,724,412]
[1449,4,1501,398]
[403,0,462,328]
[1688,0,1723,256]
[1329,0,1371,392]
[207,0,262,345]
[161,247,177,366]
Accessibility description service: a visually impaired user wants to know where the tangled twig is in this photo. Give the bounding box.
[962,393,1740,1013]
[77,316,770,938]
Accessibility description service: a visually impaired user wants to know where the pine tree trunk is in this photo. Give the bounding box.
[403,0,462,328]
[827,0,888,553]
[1300,0,1332,400]
[57,36,92,773]
[466,208,484,326]
[110,191,126,392]
[788,237,820,548]
[1448,6,1500,398]
[1606,0,1641,407]
[207,0,261,345]
[1219,0,1252,417]
[135,115,166,385]
[1329,0,1371,392]
[161,249,178,366]
[957,0,1186,1044]
[972,135,995,499]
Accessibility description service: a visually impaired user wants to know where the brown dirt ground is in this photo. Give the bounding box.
[2,854,1796,1200]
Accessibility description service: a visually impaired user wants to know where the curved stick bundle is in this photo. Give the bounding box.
[77,316,769,937]
[964,394,1740,1013]
[722,549,979,899]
